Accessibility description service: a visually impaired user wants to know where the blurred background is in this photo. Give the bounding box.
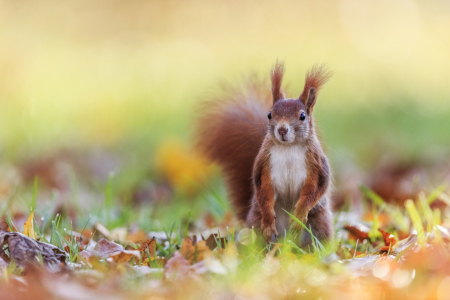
[0,0,449,230]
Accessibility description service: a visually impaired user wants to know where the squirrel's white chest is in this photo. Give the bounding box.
[269,144,307,198]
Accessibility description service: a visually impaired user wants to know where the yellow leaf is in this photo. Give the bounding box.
[23,212,35,239]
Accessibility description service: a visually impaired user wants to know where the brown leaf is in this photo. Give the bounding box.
[194,241,211,263]
[180,237,212,264]
[379,246,394,255]
[344,225,370,242]
[164,251,190,279]
[81,238,140,263]
[92,238,124,258]
[0,231,66,267]
[378,228,397,247]
[137,238,156,260]
[109,250,141,263]
[203,234,227,250]
[180,237,194,262]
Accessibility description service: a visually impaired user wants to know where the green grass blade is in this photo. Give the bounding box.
[360,186,385,206]
[405,200,425,244]
[427,184,446,204]
[287,240,307,255]
[282,209,325,252]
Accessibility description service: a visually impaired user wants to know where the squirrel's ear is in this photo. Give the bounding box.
[299,64,332,114]
[271,60,285,104]
[301,87,317,115]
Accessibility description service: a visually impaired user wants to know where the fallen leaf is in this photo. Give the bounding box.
[344,225,370,242]
[379,246,393,254]
[0,231,66,267]
[109,250,141,263]
[378,228,397,247]
[194,241,211,263]
[180,237,212,264]
[81,238,140,264]
[137,238,156,260]
[92,238,124,258]
[203,234,227,250]
[180,237,195,262]
[23,212,35,239]
[164,251,190,279]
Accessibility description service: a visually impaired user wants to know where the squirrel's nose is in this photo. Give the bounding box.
[277,127,288,135]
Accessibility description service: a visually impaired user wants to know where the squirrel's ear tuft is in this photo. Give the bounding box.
[271,60,285,104]
[299,64,332,114]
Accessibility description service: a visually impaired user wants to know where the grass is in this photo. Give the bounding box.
[1,173,450,299]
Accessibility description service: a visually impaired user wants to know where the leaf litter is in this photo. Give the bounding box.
[0,231,66,268]
[1,152,450,299]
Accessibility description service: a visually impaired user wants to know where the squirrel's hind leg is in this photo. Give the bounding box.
[301,197,333,248]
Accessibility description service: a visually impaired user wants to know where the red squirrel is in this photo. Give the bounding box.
[196,61,333,246]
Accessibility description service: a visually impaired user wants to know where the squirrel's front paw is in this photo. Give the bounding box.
[290,211,308,235]
[291,222,304,235]
[261,220,278,243]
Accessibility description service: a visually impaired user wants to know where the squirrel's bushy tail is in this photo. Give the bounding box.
[195,78,271,221]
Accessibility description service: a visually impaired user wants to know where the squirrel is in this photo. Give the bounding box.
[195,61,333,246]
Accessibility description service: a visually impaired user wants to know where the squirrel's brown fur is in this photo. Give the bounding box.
[196,62,333,245]
[195,78,271,221]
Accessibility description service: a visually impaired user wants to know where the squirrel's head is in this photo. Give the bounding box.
[267,61,331,145]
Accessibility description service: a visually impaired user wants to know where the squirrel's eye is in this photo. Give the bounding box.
[300,112,306,121]
[268,112,272,120]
